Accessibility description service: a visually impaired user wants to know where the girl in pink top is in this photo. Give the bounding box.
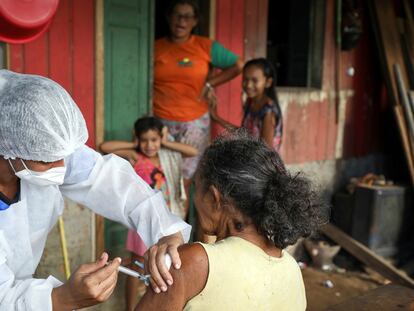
[100,117,197,310]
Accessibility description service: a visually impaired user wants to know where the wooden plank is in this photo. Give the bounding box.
[394,63,414,148]
[314,98,329,161]
[324,284,414,311]
[394,105,414,186]
[73,0,95,148]
[212,0,244,138]
[23,34,49,76]
[368,0,409,107]
[209,0,216,40]
[95,0,105,260]
[49,0,72,92]
[8,44,24,72]
[244,0,268,60]
[368,0,414,186]
[321,223,414,289]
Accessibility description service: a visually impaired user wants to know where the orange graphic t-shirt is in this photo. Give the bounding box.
[153,35,212,122]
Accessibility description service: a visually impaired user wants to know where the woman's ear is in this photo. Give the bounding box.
[265,77,273,89]
[209,185,222,210]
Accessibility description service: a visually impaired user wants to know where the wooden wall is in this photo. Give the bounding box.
[8,0,96,148]
[212,0,245,136]
[215,0,384,165]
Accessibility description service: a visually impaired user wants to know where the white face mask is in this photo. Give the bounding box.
[9,159,66,186]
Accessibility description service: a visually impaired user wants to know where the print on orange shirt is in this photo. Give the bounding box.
[153,35,212,122]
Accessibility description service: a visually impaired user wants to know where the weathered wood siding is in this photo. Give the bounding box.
[8,0,96,148]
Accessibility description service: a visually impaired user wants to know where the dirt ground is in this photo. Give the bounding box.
[303,267,386,311]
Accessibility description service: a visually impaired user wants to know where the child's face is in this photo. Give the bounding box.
[242,65,272,100]
[138,129,162,158]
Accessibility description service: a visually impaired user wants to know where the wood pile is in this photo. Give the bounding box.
[368,0,414,187]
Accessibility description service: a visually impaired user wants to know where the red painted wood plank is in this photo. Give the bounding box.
[284,101,300,164]
[213,0,244,138]
[49,0,72,93]
[322,0,336,90]
[306,101,320,161]
[72,0,95,148]
[8,44,24,72]
[22,34,49,76]
[315,99,329,161]
[326,98,338,159]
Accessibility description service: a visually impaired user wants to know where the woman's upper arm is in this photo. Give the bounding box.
[135,243,209,311]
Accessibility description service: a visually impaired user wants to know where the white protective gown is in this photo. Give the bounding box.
[0,145,191,310]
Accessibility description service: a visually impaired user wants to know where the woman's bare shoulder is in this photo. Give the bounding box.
[135,243,209,311]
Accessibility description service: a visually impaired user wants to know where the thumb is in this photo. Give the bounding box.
[79,252,109,273]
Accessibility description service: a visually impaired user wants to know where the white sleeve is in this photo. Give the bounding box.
[60,145,191,247]
[0,252,62,310]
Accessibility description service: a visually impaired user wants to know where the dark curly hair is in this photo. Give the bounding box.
[197,130,327,249]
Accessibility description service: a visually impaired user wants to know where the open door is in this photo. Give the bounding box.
[104,0,154,257]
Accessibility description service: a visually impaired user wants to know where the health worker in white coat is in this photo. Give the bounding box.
[0,70,191,310]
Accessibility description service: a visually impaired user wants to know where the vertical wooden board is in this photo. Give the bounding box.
[104,0,153,255]
[343,94,356,157]
[322,0,335,90]
[104,0,151,140]
[106,26,141,139]
[49,0,72,93]
[306,101,320,161]
[8,44,24,72]
[73,0,95,148]
[296,104,313,164]
[244,0,258,61]
[22,34,49,76]
[244,0,268,60]
[284,101,300,164]
[213,0,244,138]
[315,99,329,161]
[326,98,338,159]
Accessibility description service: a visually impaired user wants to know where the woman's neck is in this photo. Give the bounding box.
[168,34,191,44]
[249,94,269,112]
[215,215,282,258]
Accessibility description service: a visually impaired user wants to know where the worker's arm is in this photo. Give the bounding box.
[60,145,191,248]
[136,244,208,310]
[99,140,136,154]
[0,253,62,311]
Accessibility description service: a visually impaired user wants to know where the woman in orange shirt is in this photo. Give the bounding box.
[154,0,244,197]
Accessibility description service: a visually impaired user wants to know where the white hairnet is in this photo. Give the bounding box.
[0,70,88,162]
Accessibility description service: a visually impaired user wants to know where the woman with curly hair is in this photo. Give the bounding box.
[136,130,327,310]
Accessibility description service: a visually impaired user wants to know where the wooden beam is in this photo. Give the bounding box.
[394,105,414,186]
[368,0,414,187]
[95,0,105,260]
[321,223,414,289]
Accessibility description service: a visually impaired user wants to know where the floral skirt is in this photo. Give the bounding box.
[158,112,210,179]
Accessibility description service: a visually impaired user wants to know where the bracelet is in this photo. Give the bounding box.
[205,82,214,90]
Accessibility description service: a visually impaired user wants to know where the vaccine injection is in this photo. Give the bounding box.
[112,254,172,285]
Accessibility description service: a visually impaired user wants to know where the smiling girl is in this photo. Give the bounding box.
[99,116,198,310]
[210,58,283,151]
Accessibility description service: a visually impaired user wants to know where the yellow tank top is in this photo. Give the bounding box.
[184,236,306,311]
